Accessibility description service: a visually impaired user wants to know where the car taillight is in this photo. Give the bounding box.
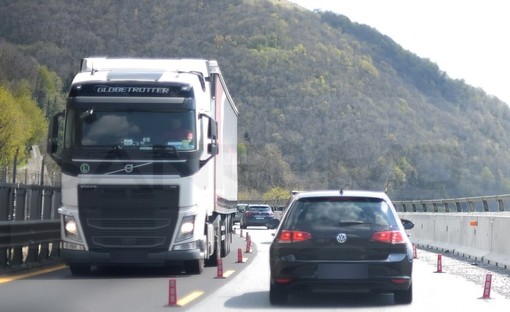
[277,230,312,243]
[371,231,405,244]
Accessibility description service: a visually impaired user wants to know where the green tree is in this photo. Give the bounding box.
[14,85,47,146]
[0,86,47,166]
[262,186,291,202]
[0,87,28,166]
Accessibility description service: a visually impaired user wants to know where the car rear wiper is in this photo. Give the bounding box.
[337,221,372,226]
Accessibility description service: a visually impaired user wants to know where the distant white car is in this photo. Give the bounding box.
[234,203,247,223]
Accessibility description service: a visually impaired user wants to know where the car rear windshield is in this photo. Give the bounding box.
[283,197,399,229]
[248,205,271,212]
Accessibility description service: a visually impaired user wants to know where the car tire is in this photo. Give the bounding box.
[269,283,288,305]
[394,284,413,304]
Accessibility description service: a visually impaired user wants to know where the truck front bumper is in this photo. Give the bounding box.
[62,248,203,266]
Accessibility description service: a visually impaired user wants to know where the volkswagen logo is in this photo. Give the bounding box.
[336,233,347,244]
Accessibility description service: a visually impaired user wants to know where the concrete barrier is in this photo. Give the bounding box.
[399,212,510,269]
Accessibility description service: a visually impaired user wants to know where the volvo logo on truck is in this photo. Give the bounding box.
[79,185,97,189]
[125,164,134,173]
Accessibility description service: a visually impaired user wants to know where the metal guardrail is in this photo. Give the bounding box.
[393,194,510,213]
[0,182,61,272]
[0,220,60,248]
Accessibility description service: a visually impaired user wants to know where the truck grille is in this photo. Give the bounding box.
[78,185,179,251]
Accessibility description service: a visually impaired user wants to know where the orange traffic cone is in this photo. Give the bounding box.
[434,254,444,273]
[480,274,492,299]
[168,279,178,306]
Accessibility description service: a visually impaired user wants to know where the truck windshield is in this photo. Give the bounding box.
[66,109,196,151]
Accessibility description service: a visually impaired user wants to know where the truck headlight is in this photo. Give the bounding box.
[175,215,195,242]
[64,215,81,241]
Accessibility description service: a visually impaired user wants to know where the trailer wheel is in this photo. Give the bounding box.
[184,258,204,274]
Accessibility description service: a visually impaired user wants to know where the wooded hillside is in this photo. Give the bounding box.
[1,0,509,200]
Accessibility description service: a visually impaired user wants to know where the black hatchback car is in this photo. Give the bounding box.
[269,190,414,305]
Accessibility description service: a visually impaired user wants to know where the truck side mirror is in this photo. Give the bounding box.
[199,113,219,167]
[208,119,218,140]
[207,119,218,155]
[208,142,218,155]
[47,111,64,164]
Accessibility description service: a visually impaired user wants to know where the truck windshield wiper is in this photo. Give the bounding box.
[152,144,179,156]
[103,145,124,157]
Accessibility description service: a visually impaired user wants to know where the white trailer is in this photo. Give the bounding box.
[48,58,238,274]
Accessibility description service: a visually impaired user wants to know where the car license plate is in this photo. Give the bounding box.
[316,263,368,279]
[256,217,264,220]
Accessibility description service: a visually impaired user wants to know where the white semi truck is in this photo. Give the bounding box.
[48,58,238,275]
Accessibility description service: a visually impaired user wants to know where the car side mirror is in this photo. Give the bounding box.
[400,218,415,230]
[266,219,280,230]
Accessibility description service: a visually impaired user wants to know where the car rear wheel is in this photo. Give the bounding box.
[269,283,288,305]
[394,284,413,304]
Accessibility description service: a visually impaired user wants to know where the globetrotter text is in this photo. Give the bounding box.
[94,86,170,94]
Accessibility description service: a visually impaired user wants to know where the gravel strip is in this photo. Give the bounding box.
[416,246,510,299]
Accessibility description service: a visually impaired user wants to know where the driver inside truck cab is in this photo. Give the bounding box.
[162,118,194,148]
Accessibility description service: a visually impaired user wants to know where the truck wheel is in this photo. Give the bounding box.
[69,264,91,276]
[205,223,221,267]
[184,258,204,274]
[220,216,231,257]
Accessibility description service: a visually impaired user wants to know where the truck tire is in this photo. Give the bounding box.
[205,222,221,267]
[184,258,204,274]
[69,264,91,276]
[220,216,231,257]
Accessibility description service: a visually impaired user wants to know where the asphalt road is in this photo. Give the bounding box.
[1,225,509,311]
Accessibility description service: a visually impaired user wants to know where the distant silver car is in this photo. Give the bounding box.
[234,203,247,223]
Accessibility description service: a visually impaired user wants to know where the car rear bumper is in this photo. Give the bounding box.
[270,258,412,293]
[244,218,275,226]
[271,277,412,294]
